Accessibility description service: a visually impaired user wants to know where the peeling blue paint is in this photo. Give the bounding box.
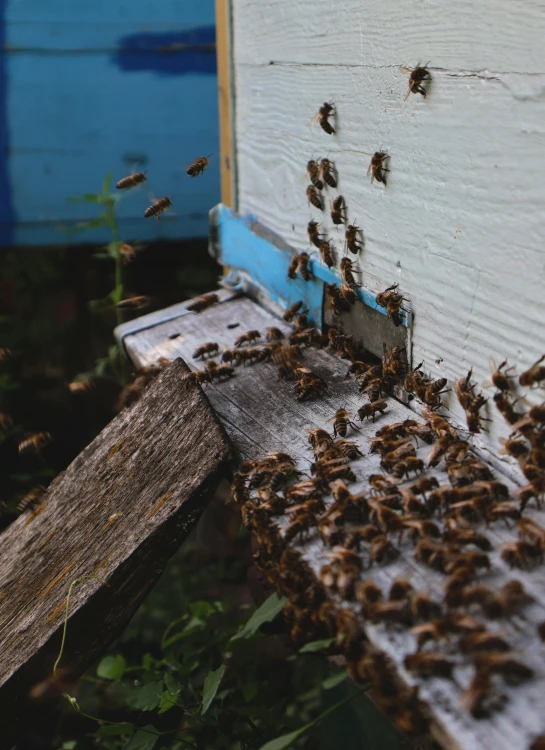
[0,0,14,247]
[113,26,216,76]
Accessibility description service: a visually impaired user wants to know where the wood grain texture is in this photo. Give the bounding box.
[232,59,545,465]
[232,0,545,73]
[216,0,235,207]
[0,359,231,750]
[123,294,545,750]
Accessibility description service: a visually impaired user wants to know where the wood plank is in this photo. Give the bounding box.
[216,0,235,207]
[0,359,231,750]
[232,61,545,463]
[121,294,545,750]
[232,0,545,73]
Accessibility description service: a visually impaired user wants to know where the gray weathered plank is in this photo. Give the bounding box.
[121,294,545,750]
[0,360,231,750]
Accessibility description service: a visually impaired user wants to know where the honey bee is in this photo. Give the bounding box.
[368,152,390,185]
[344,222,363,255]
[368,473,399,496]
[319,240,335,268]
[403,63,431,101]
[330,195,345,225]
[119,243,136,264]
[307,184,324,210]
[186,155,210,177]
[475,654,534,685]
[388,577,413,602]
[18,432,52,454]
[297,252,312,281]
[460,631,511,654]
[312,102,335,134]
[443,527,492,552]
[307,159,324,190]
[335,440,363,460]
[308,427,334,455]
[358,399,388,423]
[485,357,515,392]
[339,257,360,289]
[530,738,545,750]
[287,252,299,280]
[340,283,356,305]
[320,158,337,188]
[116,295,151,310]
[329,408,360,438]
[266,327,284,342]
[144,197,172,220]
[368,599,411,624]
[68,379,94,394]
[0,347,12,364]
[519,355,545,387]
[357,579,383,605]
[529,403,545,424]
[234,330,261,348]
[501,540,542,569]
[29,668,78,701]
[460,673,496,718]
[307,220,323,248]
[326,283,350,314]
[193,342,220,359]
[0,412,13,433]
[17,485,46,513]
[517,517,545,549]
[187,293,219,313]
[116,172,146,190]
[283,300,305,322]
[404,652,455,681]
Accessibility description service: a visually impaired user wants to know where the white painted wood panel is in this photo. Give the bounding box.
[232,57,545,464]
[233,0,545,73]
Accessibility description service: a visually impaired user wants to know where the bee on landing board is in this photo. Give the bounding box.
[307,184,324,210]
[307,220,323,248]
[402,62,431,101]
[186,155,211,177]
[144,197,172,221]
[368,152,390,185]
[311,102,335,134]
[187,293,219,313]
[116,172,147,190]
[330,195,345,225]
[320,158,337,188]
[345,222,363,254]
[116,295,151,310]
[307,160,323,190]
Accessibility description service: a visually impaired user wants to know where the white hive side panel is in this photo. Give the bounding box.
[231,4,545,466]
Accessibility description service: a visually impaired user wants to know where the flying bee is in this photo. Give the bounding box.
[307,159,323,190]
[368,152,390,185]
[329,408,360,438]
[297,252,312,281]
[234,330,261,347]
[186,155,211,177]
[144,196,172,220]
[0,412,13,433]
[68,379,94,394]
[187,293,219,313]
[319,240,335,268]
[339,257,360,288]
[116,295,151,310]
[326,283,350,314]
[403,62,431,101]
[29,668,79,702]
[116,172,146,190]
[320,158,337,188]
[307,184,324,210]
[193,342,220,359]
[358,400,388,423]
[0,347,12,364]
[283,300,305,322]
[330,195,345,225]
[18,432,52,454]
[119,243,136,264]
[17,485,46,513]
[307,219,323,248]
[312,102,335,134]
[404,653,455,681]
[519,354,545,387]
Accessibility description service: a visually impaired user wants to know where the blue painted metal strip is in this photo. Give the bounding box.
[113,26,216,76]
[0,0,14,246]
[210,204,408,328]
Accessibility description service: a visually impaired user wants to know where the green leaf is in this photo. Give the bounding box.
[321,671,347,690]
[299,638,334,653]
[201,665,225,715]
[96,723,134,737]
[102,171,113,196]
[164,673,181,696]
[158,689,178,714]
[190,600,216,620]
[125,681,164,711]
[67,193,102,203]
[230,594,287,641]
[125,725,160,750]
[96,654,126,680]
[61,742,77,750]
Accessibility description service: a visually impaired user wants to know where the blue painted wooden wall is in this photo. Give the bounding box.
[0,0,219,247]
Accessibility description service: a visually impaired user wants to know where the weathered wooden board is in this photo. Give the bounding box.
[232,59,545,464]
[0,359,231,750]
[232,0,545,72]
[120,293,545,750]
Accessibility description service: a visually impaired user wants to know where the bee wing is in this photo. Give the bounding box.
[399,66,412,75]
[310,112,322,127]
[404,87,412,102]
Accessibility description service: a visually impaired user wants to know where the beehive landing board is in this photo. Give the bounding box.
[121,293,545,750]
[0,360,231,750]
